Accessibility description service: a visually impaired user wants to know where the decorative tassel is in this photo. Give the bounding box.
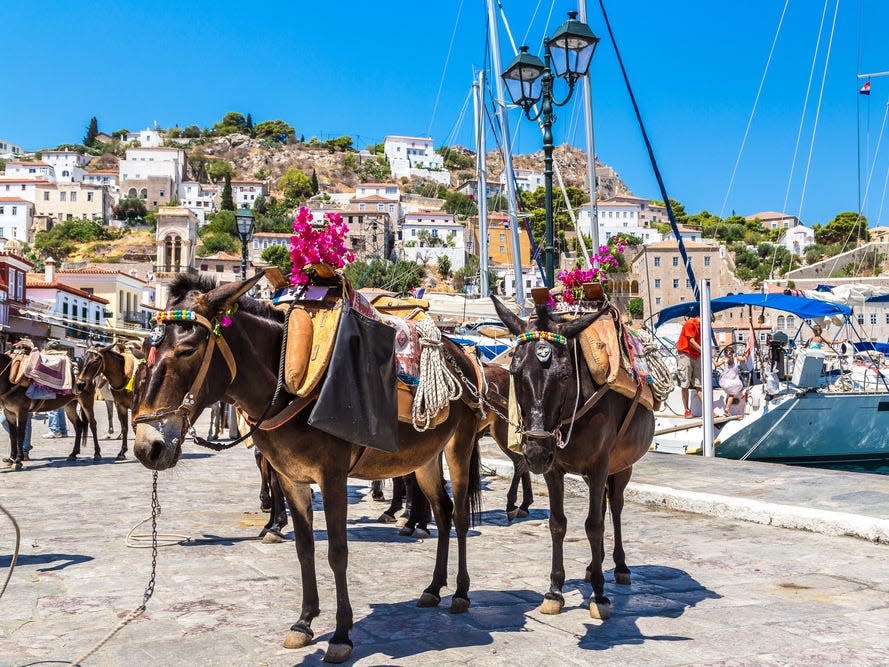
[147,346,157,366]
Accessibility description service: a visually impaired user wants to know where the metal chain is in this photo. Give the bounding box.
[442,348,522,430]
[71,471,160,666]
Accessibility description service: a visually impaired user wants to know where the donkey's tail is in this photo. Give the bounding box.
[468,435,483,527]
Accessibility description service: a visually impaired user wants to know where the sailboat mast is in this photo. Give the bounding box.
[578,0,600,254]
[474,69,490,298]
[486,0,527,314]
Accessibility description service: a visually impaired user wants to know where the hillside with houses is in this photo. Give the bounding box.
[1,113,888,348]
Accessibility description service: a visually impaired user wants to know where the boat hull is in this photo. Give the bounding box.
[716,391,889,464]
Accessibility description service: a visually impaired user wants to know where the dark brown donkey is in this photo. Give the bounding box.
[132,273,483,663]
[492,297,654,621]
[0,353,101,468]
[76,345,137,460]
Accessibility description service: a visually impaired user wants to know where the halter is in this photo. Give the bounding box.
[133,310,238,427]
[514,330,567,346]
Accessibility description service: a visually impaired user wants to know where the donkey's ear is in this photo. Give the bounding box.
[203,272,265,314]
[492,295,525,336]
[555,310,601,339]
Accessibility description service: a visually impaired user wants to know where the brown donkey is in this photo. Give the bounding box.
[0,353,101,468]
[132,273,483,663]
[76,345,140,461]
[492,297,654,621]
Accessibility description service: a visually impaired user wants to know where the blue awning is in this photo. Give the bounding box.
[654,293,853,328]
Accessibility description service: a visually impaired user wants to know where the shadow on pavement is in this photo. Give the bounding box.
[0,552,93,572]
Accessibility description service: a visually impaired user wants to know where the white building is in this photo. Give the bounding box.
[180,181,219,224]
[513,169,544,192]
[119,147,187,206]
[349,194,400,223]
[780,224,816,256]
[3,161,55,181]
[41,150,89,182]
[124,128,164,147]
[383,135,450,185]
[576,199,664,245]
[250,232,290,262]
[501,267,546,299]
[400,211,465,270]
[26,259,110,331]
[0,198,34,242]
[663,225,704,243]
[456,178,503,201]
[0,178,47,203]
[0,139,23,158]
[231,180,267,208]
[82,170,119,198]
[355,182,400,200]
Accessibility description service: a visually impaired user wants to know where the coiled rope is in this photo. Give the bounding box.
[412,316,462,431]
[635,329,674,403]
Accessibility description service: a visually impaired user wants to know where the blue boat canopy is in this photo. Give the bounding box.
[654,293,853,328]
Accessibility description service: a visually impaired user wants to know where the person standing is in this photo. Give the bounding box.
[44,407,69,438]
[676,314,702,418]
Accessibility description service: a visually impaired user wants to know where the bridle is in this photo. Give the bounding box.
[133,310,237,429]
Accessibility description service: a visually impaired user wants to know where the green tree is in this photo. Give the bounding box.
[214,112,247,135]
[813,211,869,245]
[357,157,390,182]
[442,190,477,216]
[245,113,254,137]
[201,210,237,237]
[261,244,291,274]
[437,146,474,170]
[113,196,148,222]
[182,125,201,138]
[253,194,267,215]
[310,169,319,195]
[112,128,129,140]
[437,254,452,278]
[83,116,99,147]
[34,218,118,259]
[277,168,313,205]
[254,119,296,143]
[198,232,240,256]
[627,297,644,319]
[221,174,235,211]
[324,135,354,152]
[206,159,233,183]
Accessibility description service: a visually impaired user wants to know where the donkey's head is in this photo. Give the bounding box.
[76,345,107,393]
[492,296,599,474]
[133,272,263,470]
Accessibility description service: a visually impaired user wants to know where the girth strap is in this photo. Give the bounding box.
[616,385,642,442]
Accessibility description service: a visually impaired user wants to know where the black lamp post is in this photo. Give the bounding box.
[501,11,599,288]
[235,208,255,280]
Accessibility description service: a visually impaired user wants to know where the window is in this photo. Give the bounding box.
[60,192,67,202]
[87,192,93,202]
[777,316,785,329]
[685,279,691,288]
[200,264,208,272]
[499,245,506,252]
[857,314,865,325]
[704,256,711,267]
[885,313,889,325]
[672,279,679,288]
[216,265,223,273]
[499,233,505,241]
[655,297,661,305]
[11,206,16,215]
[70,192,76,202]
[871,313,877,325]
[654,279,661,288]
[672,256,679,267]
[43,191,50,201]
[0,206,4,215]
[411,229,416,237]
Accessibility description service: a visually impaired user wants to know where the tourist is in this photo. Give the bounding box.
[805,324,841,350]
[96,376,118,439]
[44,407,69,438]
[716,347,746,416]
[676,314,702,418]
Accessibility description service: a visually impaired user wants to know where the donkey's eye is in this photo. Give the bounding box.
[174,346,197,358]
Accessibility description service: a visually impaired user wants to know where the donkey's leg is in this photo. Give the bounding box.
[519,468,534,515]
[370,479,385,501]
[540,470,568,615]
[84,402,101,461]
[65,405,81,461]
[261,463,289,543]
[414,456,453,608]
[445,419,481,614]
[115,403,129,460]
[608,467,633,585]
[279,478,320,651]
[584,466,612,619]
[378,476,404,523]
[317,472,354,663]
[255,450,271,511]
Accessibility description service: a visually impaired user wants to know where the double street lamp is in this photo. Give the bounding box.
[235,208,255,280]
[501,11,599,288]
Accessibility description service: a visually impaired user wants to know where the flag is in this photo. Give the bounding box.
[411,287,425,298]
[860,81,871,95]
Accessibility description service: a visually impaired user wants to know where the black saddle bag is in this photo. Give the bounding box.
[308,299,398,452]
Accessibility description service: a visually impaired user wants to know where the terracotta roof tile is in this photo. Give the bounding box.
[26,276,110,303]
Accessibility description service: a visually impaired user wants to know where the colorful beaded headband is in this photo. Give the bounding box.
[515,331,567,346]
[153,310,198,324]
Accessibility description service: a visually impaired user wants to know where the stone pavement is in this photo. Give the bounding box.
[1,413,888,666]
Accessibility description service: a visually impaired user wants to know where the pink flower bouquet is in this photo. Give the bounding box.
[290,206,355,285]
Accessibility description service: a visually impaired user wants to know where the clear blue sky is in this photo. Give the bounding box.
[2,0,887,226]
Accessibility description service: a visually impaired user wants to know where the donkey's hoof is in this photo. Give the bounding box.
[283,629,313,649]
[590,599,612,620]
[614,570,631,586]
[539,597,564,615]
[506,508,519,522]
[115,453,126,461]
[418,592,441,608]
[412,528,431,540]
[14,460,23,471]
[93,454,102,462]
[324,642,353,663]
[516,507,530,518]
[67,455,77,462]
[378,512,397,524]
[398,526,415,537]
[450,596,470,614]
[261,530,284,544]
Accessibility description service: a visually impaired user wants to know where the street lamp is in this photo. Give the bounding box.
[501,11,599,288]
[235,208,255,280]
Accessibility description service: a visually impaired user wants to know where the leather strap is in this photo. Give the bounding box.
[568,384,611,425]
[616,385,642,441]
[243,393,316,431]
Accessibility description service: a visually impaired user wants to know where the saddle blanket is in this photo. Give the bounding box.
[24,350,73,392]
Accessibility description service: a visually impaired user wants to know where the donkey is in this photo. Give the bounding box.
[132,273,483,663]
[492,297,654,621]
[76,344,139,460]
[0,353,101,468]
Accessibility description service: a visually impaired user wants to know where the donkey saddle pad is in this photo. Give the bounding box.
[278,296,344,397]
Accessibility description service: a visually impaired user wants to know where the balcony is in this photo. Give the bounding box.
[123,310,151,329]
[151,264,198,278]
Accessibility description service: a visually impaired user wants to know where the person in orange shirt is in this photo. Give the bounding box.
[676,315,702,418]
